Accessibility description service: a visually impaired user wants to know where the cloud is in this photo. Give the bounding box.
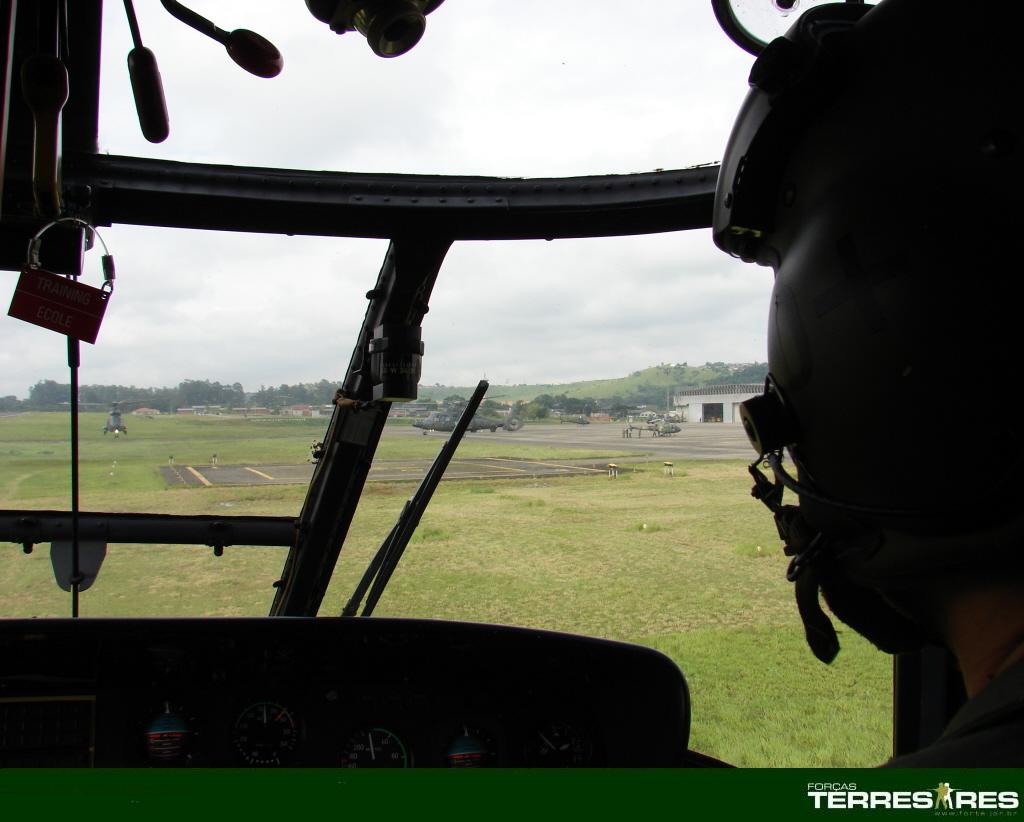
[419,232,772,387]
[1,3,768,398]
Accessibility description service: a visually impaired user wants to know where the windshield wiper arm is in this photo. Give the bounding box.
[342,379,489,617]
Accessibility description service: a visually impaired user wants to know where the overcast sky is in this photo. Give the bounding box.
[1,1,777,398]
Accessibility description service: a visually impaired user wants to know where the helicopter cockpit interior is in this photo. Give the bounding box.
[0,0,961,768]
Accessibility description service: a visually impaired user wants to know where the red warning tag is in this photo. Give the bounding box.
[7,267,110,344]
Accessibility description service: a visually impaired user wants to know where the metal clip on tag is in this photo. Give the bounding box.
[7,218,116,344]
[102,253,116,285]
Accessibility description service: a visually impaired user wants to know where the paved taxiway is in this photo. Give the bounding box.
[162,422,754,488]
[461,420,754,461]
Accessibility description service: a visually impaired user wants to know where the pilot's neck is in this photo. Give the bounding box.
[943,581,1024,698]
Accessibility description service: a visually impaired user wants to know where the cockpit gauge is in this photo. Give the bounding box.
[232,701,298,766]
[340,727,409,768]
[143,702,191,764]
[445,725,497,767]
[525,721,592,767]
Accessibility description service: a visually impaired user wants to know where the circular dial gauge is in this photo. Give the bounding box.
[526,721,591,767]
[232,701,298,766]
[341,727,409,768]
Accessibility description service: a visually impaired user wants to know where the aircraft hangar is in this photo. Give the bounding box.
[673,384,763,423]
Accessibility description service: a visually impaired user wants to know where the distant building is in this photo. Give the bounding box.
[284,404,313,417]
[673,384,762,423]
[389,401,439,418]
[177,405,226,416]
[131,407,161,415]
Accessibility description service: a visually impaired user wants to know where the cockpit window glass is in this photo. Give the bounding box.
[98,2,753,176]
[0,228,766,515]
[0,3,894,767]
[0,225,384,518]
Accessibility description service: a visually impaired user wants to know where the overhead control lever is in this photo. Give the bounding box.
[19,54,68,217]
[123,0,170,143]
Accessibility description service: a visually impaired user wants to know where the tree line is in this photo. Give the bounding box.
[2,362,769,415]
[4,379,342,413]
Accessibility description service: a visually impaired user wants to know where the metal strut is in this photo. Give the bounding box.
[269,235,452,616]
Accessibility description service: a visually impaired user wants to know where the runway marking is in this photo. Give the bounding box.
[244,467,276,480]
[185,466,212,487]
[455,460,528,474]
[490,457,606,474]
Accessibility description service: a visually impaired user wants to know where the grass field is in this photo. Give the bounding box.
[0,412,893,767]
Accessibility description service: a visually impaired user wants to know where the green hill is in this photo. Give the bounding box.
[418,362,767,406]
[14,363,766,413]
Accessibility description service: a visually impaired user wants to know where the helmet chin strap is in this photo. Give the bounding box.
[794,564,841,664]
[748,454,930,662]
[749,457,840,662]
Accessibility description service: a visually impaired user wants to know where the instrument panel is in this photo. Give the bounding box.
[0,617,691,767]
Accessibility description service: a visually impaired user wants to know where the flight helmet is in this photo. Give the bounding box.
[713,0,1024,661]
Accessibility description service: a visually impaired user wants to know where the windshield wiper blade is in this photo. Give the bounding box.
[342,379,489,617]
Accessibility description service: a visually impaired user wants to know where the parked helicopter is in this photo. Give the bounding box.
[622,419,681,438]
[413,402,524,434]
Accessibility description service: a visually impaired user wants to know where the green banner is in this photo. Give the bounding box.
[3,769,1024,822]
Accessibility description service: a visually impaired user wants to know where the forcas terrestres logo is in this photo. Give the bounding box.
[806,782,1020,812]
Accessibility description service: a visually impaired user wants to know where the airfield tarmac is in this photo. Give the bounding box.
[161,421,754,488]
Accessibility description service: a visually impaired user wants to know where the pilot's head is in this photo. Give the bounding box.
[713,0,1024,661]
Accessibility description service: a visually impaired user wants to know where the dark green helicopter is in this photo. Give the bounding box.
[102,402,129,437]
[59,400,141,437]
[622,419,681,438]
[413,401,524,434]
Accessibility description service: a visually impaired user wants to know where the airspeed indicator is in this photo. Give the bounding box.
[341,727,409,768]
